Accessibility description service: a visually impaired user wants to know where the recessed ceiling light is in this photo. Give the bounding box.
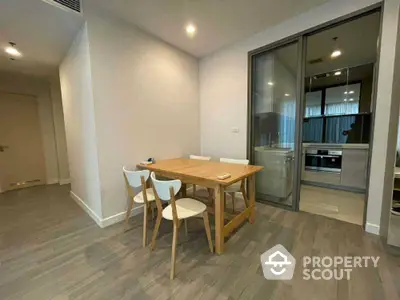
[344,98,348,102]
[334,71,341,76]
[284,93,290,97]
[349,98,354,101]
[185,24,196,36]
[331,50,342,58]
[267,81,274,86]
[349,90,354,94]
[344,91,348,94]
[5,45,22,57]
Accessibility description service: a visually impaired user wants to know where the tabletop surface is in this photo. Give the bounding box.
[137,158,263,186]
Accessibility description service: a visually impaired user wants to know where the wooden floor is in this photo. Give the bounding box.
[0,185,399,300]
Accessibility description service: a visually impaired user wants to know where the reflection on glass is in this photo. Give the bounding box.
[303,118,323,143]
[252,42,298,207]
[325,114,370,144]
[303,65,372,144]
[305,91,322,117]
[325,83,360,116]
[325,115,356,143]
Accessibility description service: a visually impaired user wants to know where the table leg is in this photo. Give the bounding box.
[181,183,187,197]
[215,184,225,254]
[248,174,256,224]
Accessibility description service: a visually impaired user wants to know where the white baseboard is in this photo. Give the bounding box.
[46,178,59,185]
[70,191,103,227]
[365,222,380,235]
[59,178,71,185]
[69,191,144,228]
[101,205,144,228]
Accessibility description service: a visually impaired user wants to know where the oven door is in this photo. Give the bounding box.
[320,155,342,173]
[305,152,321,171]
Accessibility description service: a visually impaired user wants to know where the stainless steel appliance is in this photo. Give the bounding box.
[305,149,342,173]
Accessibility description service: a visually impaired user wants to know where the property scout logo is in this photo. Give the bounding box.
[260,244,380,281]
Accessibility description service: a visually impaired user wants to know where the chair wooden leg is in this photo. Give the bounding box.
[151,202,155,222]
[207,188,213,206]
[230,192,235,213]
[240,182,249,208]
[170,222,179,280]
[184,219,188,237]
[202,211,214,253]
[248,174,256,224]
[124,197,134,230]
[143,204,148,248]
[150,213,162,250]
[181,183,187,197]
[224,193,227,209]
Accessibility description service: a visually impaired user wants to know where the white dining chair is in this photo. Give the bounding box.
[220,158,250,212]
[150,172,213,280]
[123,166,156,247]
[189,155,212,197]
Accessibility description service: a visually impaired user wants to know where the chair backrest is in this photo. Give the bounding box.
[123,166,150,188]
[150,172,181,201]
[220,158,249,165]
[190,155,211,161]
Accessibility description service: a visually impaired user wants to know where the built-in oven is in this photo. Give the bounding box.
[305,149,342,173]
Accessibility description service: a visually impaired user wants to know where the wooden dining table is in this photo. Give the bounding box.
[137,158,263,254]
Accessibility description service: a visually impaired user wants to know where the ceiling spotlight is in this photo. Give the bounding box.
[349,91,354,94]
[267,81,274,86]
[284,93,290,97]
[344,98,348,102]
[344,91,348,94]
[331,37,341,58]
[5,42,22,57]
[331,50,342,58]
[185,24,196,36]
[349,98,354,101]
[334,71,341,76]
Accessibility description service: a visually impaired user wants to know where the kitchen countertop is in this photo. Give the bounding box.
[303,143,369,150]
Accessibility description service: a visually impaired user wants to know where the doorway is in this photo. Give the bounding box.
[0,92,46,192]
[299,11,380,225]
[248,7,381,226]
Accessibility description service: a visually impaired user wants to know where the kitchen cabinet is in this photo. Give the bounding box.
[340,149,368,189]
[301,144,369,191]
[254,147,293,199]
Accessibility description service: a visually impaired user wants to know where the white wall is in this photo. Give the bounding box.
[85,9,200,219]
[0,71,69,184]
[199,0,400,234]
[59,24,103,219]
[50,75,70,184]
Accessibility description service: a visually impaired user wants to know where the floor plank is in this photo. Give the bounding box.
[0,185,399,300]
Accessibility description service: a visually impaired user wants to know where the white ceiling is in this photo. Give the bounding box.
[0,0,330,77]
[85,0,328,57]
[0,0,83,77]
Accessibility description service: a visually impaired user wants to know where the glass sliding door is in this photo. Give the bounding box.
[249,40,303,209]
